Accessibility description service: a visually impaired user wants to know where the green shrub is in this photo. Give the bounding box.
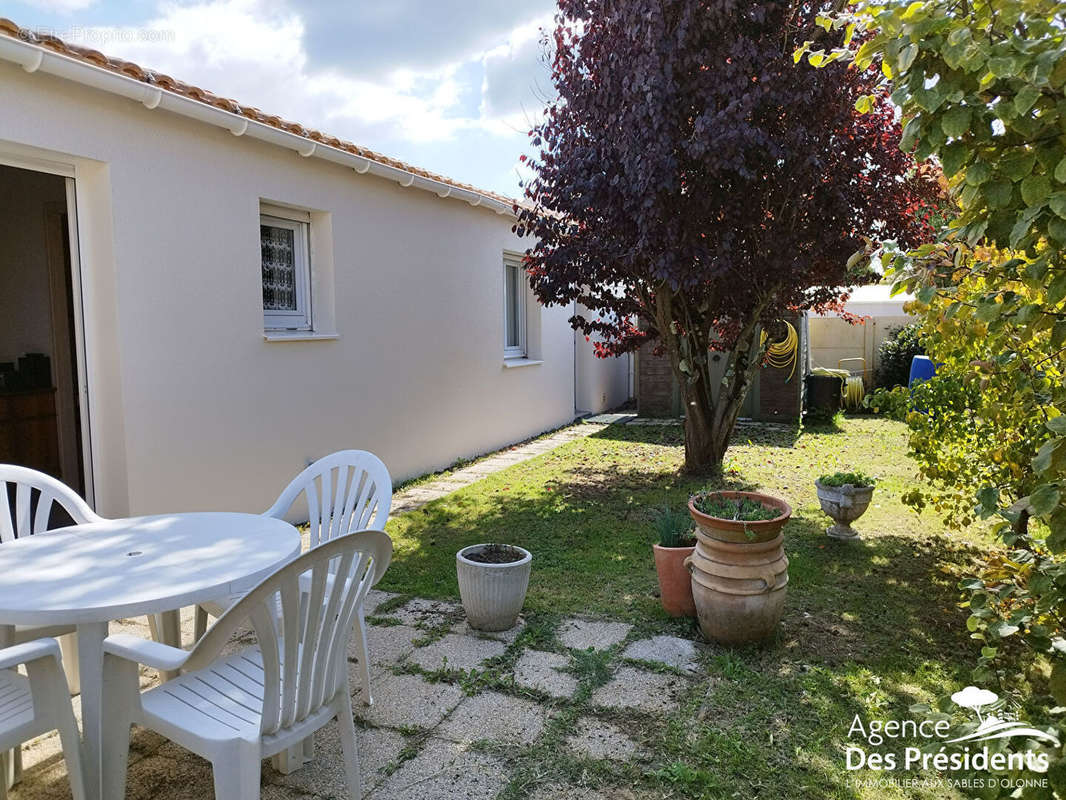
[864,385,909,420]
[875,323,924,389]
[692,493,780,521]
[818,471,876,488]
[651,505,695,547]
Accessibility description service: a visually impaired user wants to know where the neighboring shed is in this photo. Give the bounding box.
[807,285,915,389]
[636,315,806,422]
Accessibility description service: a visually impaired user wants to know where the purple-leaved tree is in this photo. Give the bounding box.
[516,0,939,471]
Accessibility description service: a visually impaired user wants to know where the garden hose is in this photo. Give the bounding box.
[760,321,799,382]
[842,375,865,410]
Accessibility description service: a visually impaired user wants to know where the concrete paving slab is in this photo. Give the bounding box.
[567,717,645,761]
[558,618,632,651]
[513,650,577,698]
[356,673,464,729]
[365,589,401,616]
[370,737,508,800]
[437,690,546,745]
[265,722,405,795]
[353,622,420,669]
[622,635,700,673]
[387,597,462,627]
[407,633,507,672]
[451,617,526,644]
[590,666,684,714]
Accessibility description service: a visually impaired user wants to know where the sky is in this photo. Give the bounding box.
[6,0,559,198]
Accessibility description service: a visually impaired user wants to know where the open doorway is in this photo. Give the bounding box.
[0,163,86,497]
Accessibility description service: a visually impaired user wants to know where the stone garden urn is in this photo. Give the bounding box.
[815,480,875,540]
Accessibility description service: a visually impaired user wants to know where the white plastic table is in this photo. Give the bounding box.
[0,512,301,800]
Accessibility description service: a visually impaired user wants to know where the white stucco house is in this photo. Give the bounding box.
[0,20,630,517]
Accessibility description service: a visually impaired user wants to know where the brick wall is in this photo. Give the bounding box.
[636,342,681,417]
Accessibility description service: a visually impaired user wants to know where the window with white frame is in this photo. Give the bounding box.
[261,208,311,331]
[503,254,527,358]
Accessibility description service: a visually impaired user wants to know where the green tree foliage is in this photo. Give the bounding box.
[801,2,1066,794]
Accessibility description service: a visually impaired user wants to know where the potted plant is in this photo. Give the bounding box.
[651,506,696,617]
[815,471,876,540]
[685,491,791,644]
[456,543,531,631]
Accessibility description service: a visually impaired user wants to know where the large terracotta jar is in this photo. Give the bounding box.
[686,491,791,644]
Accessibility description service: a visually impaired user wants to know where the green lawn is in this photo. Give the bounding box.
[380,417,989,799]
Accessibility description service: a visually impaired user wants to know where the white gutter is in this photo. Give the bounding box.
[0,34,516,217]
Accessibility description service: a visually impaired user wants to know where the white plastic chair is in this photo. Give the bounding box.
[0,638,86,800]
[0,465,104,694]
[101,531,392,800]
[194,450,393,708]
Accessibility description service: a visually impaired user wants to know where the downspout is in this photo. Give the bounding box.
[573,302,579,418]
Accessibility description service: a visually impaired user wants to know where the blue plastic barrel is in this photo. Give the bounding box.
[908,355,936,387]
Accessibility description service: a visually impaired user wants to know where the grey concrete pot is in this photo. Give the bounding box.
[815,480,875,540]
[456,544,532,631]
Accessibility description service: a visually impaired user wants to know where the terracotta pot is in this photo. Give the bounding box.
[815,480,875,540]
[653,543,696,617]
[686,493,791,644]
[688,491,791,543]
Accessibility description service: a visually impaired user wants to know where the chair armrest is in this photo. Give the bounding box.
[0,638,61,670]
[104,634,190,672]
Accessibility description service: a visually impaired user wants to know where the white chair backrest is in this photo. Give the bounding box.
[0,464,101,543]
[264,450,392,547]
[186,531,392,737]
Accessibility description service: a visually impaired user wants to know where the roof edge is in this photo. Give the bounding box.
[0,26,518,218]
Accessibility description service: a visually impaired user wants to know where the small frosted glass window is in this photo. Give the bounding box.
[261,214,311,330]
[262,224,297,311]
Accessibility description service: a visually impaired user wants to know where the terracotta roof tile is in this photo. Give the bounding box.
[0,17,521,212]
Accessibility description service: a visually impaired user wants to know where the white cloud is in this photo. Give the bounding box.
[17,0,96,11]
[58,0,552,195]
[481,15,552,125]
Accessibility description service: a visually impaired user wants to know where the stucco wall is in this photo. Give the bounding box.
[0,63,628,516]
[574,304,631,414]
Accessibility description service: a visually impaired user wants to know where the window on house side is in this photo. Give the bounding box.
[503,255,526,358]
[261,213,311,331]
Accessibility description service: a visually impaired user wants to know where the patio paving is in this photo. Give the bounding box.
[590,666,684,714]
[558,618,632,651]
[513,649,578,698]
[371,737,507,800]
[622,635,702,673]
[406,632,507,672]
[8,603,699,799]
[566,717,646,761]
[356,673,465,729]
[387,597,462,628]
[435,690,547,745]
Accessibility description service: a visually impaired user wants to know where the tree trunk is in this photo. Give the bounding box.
[654,287,766,474]
[681,374,727,473]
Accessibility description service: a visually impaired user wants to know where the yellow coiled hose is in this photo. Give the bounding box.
[842,375,865,410]
[760,321,798,382]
